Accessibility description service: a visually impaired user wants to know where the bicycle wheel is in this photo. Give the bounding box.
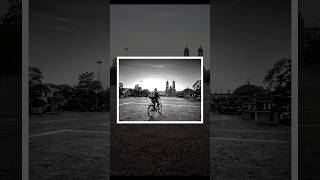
[148,105,155,117]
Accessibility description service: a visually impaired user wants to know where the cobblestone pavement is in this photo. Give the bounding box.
[111,86,210,176]
[29,112,109,180]
[111,124,210,176]
[210,113,291,180]
[119,97,201,121]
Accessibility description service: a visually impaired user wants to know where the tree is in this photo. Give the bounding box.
[78,72,95,87]
[119,83,125,97]
[182,88,193,98]
[193,80,201,94]
[29,67,48,107]
[1,0,22,25]
[29,66,43,85]
[58,84,75,100]
[141,89,150,97]
[263,58,291,109]
[132,84,142,97]
[192,80,201,101]
[75,72,102,111]
[263,58,291,95]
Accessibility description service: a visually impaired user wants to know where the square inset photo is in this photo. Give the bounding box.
[117,57,203,124]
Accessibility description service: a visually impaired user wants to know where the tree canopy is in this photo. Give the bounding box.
[263,58,291,95]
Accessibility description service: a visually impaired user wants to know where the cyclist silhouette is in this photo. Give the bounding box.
[149,88,160,109]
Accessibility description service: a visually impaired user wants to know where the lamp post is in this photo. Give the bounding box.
[96,60,102,82]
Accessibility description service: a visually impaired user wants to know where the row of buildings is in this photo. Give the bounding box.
[211,82,290,124]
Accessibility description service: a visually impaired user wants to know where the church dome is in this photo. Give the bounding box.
[233,83,263,96]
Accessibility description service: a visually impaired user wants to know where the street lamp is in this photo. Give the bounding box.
[96,60,102,82]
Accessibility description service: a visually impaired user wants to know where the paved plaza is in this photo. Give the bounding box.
[29,112,109,180]
[119,97,201,121]
[29,110,292,179]
[211,113,291,180]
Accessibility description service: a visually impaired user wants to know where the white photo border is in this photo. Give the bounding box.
[117,56,204,124]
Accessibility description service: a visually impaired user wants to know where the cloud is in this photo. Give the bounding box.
[152,11,180,17]
[30,13,83,32]
[149,64,165,68]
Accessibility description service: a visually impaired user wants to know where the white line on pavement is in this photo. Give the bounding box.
[29,130,66,138]
[64,130,108,134]
[30,117,107,124]
[30,130,108,138]
[119,102,139,105]
[211,129,291,134]
[211,137,290,143]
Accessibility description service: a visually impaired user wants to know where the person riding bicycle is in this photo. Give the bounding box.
[149,88,160,109]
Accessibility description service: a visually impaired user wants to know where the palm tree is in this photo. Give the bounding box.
[193,80,201,92]
[192,80,201,100]
[79,72,94,83]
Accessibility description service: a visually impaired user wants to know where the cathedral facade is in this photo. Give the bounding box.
[165,80,176,97]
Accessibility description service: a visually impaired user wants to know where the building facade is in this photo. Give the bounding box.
[165,80,176,96]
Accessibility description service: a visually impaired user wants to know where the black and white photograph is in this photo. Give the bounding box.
[117,57,203,124]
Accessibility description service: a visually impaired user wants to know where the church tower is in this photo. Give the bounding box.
[198,45,203,56]
[184,45,190,56]
[172,81,176,96]
[165,80,169,94]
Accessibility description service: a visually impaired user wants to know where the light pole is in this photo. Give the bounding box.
[96,60,102,82]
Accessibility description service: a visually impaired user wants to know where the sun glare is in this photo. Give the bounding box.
[140,78,165,91]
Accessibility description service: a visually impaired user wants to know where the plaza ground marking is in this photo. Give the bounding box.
[30,129,108,138]
[211,129,291,134]
[29,130,67,138]
[211,137,290,143]
[64,129,109,134]
[30,117,108,124]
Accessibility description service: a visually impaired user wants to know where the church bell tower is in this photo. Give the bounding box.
[184,45,190,56]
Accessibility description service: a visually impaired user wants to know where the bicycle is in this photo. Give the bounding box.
[147,101,162,118]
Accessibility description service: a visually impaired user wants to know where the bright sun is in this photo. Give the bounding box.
[140,78,165,91]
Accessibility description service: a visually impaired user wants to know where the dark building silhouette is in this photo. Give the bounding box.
[165,80,176,96]
[299,13,320,71]
[184,45,190,56]
[198,46,203,56]
[165,80,169,94]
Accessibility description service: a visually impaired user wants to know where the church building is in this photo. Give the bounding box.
[165,80,176,97]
